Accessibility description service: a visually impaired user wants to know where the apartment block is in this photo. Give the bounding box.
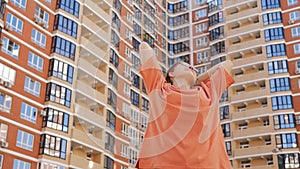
[1,0,300,169]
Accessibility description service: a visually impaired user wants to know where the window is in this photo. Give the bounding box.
[128,148,137,165]
[0,154,3,169]
[20,102,37,123]
[39,162,65,169]
[221,123,230,137]
[197,51,209,63]
[10,0,27,10]
[167,0,188,14]
[278,153,300,169]
[168,27,189,40]
[105,132,115,153]
[31,28,46,48]
[104,155,114,169]
[292,27,300,38]
[39,134,67,159]
[34,6,49,28]
[266,43,286,57]
[24,76,41,97]
[28,52,43,72]
[210,41,225,56]
[131,54,140,70]
[109,68,118,89]
[130,109,139,128]
[270,77,290,92]
[123,83,130,96]
[290,11,300,21]
[2,37,20,59]
[106,110,116,131]
[0,62,16,85]
[268,60,288,74]
[196,37,208,47]
[288,0,298,6]
[121,144,128,157]
[107,89,117,111]
[195,9,207,20]
[195,0,206,6]
[6,13,23,34]
[168,13,188,26]
[142,97,149,113]
[264,27,284,41]
[168,41,189,54]
[195,22,207,33]
[110,49,119,68]
[274,114,295,129]
[294,43,300,54]
[208,0,222,12]
[111,30,120,50]
[130,90,139,107]
[0,93,12,113]
[140,114,148,131]
[276,133,298,149]
[261,0,280,10]
[45,83,72,108]
[48,59,74,84]
[0,123,8,141]
[16,130,34,151]
[57,0,80,17]
[220,106,229,120]
[54,14,78,38]
[210,26,224,41]
[51,36,76,60]
[225,142,232,155]
[42,108,69,133]
[131,72,140,89]
[13,159,30,169]
[263,12,282,25]
[272,95,293,110]
[209,12,223,26]
[121,122,129,136]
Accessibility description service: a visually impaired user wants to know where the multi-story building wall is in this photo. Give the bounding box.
[1,0,300,169]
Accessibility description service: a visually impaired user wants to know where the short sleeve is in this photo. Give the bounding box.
[139,56,165,93]
[202,65,235,98]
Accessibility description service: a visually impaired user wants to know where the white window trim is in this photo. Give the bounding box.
[24,76,41,96]
[20,102,37,123]
[16,130,34,151]
[6,13,23,34]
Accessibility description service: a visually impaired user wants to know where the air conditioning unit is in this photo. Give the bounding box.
[0,141,8,148]
[40,110,46,116]
[289,20,295,24]
[295,69,300,74]
[4,24,12,31]
[3,81,12,88]
[0,78,4,85]
[42,23,48,29]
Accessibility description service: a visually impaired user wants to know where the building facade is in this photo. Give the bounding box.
[0,0,300,169]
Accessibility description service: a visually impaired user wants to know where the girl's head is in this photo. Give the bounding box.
[166,61,198,86]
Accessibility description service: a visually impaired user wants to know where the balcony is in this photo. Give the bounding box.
[232,125,273,138]
[75,104,106,128]
[234,70,267,84]
[227,38,263,52]
[236,165,275,169]
[231,106,272,119]
[232,54,264,66]
[72,127,104,149]
[76,80,107,105]
[77,58,107,83]
[234,145,274,157]
[226,7,259,22]
[230,87,269,102]
[69,153,102,169]
[80,37,108,62]
[227,22,261,37]
[82,16,110,42]
[84,0,111,22]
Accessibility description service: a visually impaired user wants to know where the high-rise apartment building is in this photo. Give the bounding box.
[0,0,300,169]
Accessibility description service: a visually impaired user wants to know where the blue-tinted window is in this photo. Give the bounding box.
[264,27,284,41]
[266,43,286,57]
[275,133,297,149]
[274,114,295,129]
[42,108,69,133]
[270,77,290,92]
[130,90,139,107]
[278,153,300,168]
[110,49,119,68]
[268,60,288,74]
[106,110,116,131]
[54,14,78,38]
[45,83,72,108]
[48,59,74,84]
[39,134,67,159]
[261,0,280,10]
[57,0,80,18]
[51,36,76,60]
[263,12,282,25]
[272,95,293,110]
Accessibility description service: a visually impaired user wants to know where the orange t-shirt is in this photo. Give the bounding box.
[136,56,235,169]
